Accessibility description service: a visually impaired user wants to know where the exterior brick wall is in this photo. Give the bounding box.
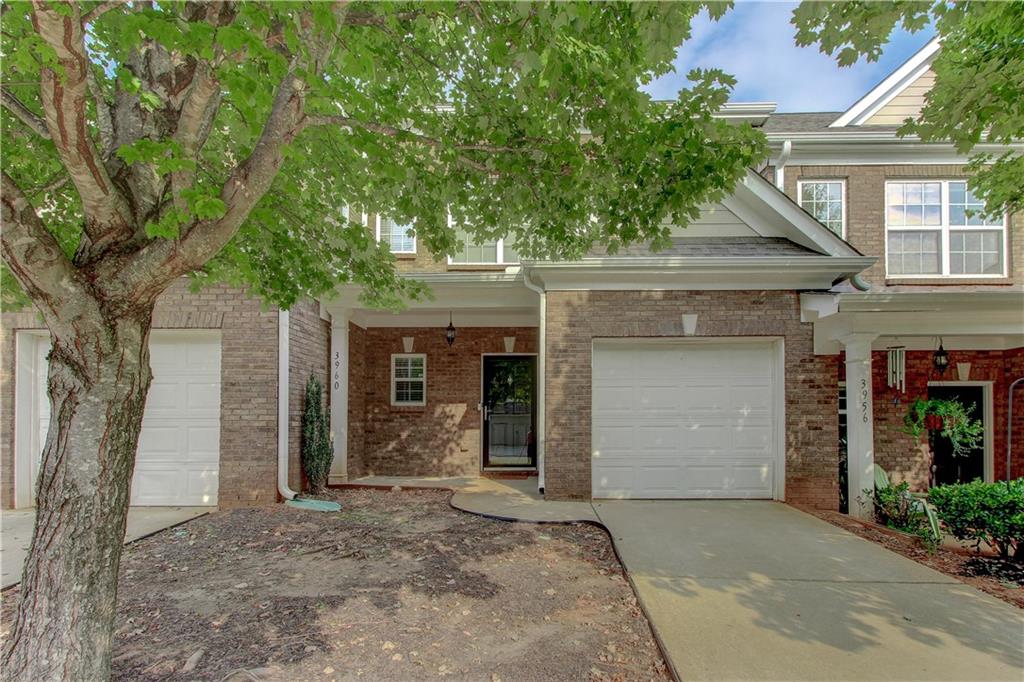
[288,299,331,493]
[346,321,368,480]
[852,348,1024,490]
[0,280,280,509]
[351,326,538,477]
[544,290,839,509]
[784,165,1021,289]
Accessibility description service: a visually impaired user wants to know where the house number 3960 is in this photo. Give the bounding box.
[333,351,341,391]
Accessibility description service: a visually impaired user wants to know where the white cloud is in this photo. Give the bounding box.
[643,2,934,112]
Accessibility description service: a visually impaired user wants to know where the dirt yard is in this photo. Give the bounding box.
[1,489,668,681]
[807,508,1023,609]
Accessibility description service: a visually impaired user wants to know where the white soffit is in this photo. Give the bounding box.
[831,38,941,128]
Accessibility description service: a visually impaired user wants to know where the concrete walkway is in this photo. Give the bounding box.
[593,500,1024,682]
[1,507,209,589]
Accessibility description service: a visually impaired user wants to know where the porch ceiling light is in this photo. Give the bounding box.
[932,340,949,374]
[446,312,457,348]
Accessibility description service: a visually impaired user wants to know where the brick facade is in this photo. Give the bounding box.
[348,326,538,477]
[543,290,840,509]
[784,164,1021,289]
[287,299,331,492]
[0,280,282,510]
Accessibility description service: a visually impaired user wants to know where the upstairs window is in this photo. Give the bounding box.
[391,354,426,406]
[798,180,845,237]
[885,180,1006,278]
[448,227,519,264]
[377,216,416,254]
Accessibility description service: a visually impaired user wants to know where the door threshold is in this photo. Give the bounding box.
[481,469,537,479]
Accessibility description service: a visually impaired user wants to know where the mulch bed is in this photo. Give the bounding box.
[806,508,1024,609]
[2,489,669,681]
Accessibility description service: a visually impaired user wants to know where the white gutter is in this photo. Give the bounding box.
[773,139,792,190]
[522,270,546,495]
[278,309,297,501]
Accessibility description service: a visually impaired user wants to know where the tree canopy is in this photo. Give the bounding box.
[2,1,766,312]
[793,0,1024,217]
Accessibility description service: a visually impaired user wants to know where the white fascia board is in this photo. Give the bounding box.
[527,256,874,291]
[763,139,1023,166]
[831,38,941,128]
[835,289,1024,314]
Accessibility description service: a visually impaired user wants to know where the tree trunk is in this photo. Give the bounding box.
[1,307,155,681]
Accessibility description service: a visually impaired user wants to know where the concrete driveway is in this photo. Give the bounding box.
[593,500,1024,682]
[1,507,209,589]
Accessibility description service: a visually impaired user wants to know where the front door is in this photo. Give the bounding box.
[927,384,986,485]
[482,356,537,469]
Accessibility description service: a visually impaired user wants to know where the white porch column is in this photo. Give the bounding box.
[842,333,879,519]
[329,310,351,485]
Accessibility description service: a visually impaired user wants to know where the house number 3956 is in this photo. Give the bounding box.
[860,377,870,423]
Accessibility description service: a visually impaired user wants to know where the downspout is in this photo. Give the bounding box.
[278,309,298,501]
[522,270,546,494]
[1009,377,1024,482]
[773,139,792,190]
[850,274,872,291]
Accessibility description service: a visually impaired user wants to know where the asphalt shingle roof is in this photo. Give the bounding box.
[589,237,821,259]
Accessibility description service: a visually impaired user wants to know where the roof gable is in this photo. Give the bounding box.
[831,38,939,128]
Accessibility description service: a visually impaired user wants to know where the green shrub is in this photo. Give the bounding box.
[301,373,332,494]
[872,481,921,530]
[928,479,1024,561]
[864,475,937,549]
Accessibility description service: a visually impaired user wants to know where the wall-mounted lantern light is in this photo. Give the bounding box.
[932,339,949,374]
[445,312,457,348]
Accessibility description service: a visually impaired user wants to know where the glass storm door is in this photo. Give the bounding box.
[928,384,985,485]
[482,356,536,469]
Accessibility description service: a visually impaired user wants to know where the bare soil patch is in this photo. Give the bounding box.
[806,508,1023,609]
[2,489,668,681]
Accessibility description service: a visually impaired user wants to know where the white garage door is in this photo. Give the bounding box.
[30,331,221,506]
[592,340,779,499]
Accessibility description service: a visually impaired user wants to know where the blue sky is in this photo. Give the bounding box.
[642,2,935,112]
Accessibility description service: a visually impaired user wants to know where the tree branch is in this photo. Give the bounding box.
[81,1,126,26]
[31,1,135,254]
[1,87,50,138]
[303,114,504,173]
[112,67,310,299]
[0,172,95,323]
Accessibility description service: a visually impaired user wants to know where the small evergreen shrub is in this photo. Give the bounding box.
[872,481,923,531]
[928,479,1024,561]
[301,373,332,494]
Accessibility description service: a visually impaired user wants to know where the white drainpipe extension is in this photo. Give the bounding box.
[522,270,546,494]
[774,139,792,190]
[278,309,297,501]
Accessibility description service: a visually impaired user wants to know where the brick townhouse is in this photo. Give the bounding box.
[3,38,1021,518]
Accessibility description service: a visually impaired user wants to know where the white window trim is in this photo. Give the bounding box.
[798,179,846,238]
[884,179,1008,279]
[446,213,515,265]
[390,353,426,406]
[376,215,417,255]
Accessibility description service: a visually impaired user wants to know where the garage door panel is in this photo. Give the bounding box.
[30,331,220,506]
[186,381,220,411]
[186,426,220,461]
[592,341,778,500]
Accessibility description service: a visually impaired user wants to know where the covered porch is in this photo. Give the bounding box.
[802,290,1024,518]
[320,272,545,490]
